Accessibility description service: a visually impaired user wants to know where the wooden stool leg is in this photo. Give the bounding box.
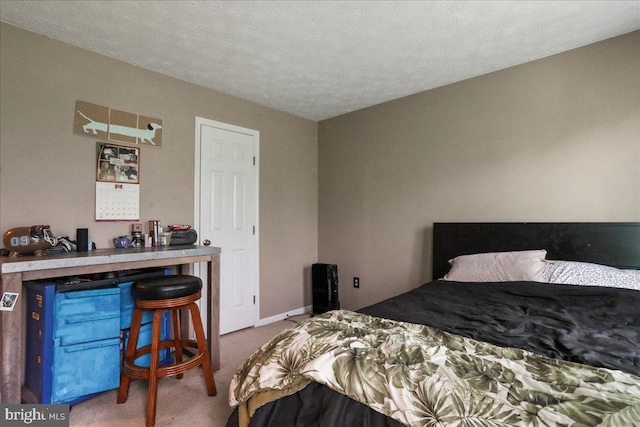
[188,302,217,396]
[146,309,164,427]
[117,308,144,404]
[171,309,183,379]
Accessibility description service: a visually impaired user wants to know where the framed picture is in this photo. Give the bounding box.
[96,142,140,184]
[1,292,19,311]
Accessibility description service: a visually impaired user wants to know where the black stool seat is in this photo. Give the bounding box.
[133,275,202,300]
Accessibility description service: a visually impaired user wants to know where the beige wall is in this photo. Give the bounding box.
[0,23,318,320]
[2,24,639,319]
[318,31,640,310]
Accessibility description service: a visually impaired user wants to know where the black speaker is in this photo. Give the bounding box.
[312,263,339,315]
[76,228,88,252]
[170,229,198,246]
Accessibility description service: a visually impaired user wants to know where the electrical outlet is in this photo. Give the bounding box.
[353,277,360,288]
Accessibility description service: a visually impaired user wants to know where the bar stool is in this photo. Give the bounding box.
[117,275,217,427]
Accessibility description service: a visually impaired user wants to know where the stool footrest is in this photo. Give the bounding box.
[123,339,205,379]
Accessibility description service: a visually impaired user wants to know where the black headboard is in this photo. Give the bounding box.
[432,222,640,280]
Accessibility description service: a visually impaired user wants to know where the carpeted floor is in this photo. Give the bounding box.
[68,314,309,427]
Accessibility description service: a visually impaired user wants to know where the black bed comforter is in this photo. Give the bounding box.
[227,281,640,426]
[360,280,640,375]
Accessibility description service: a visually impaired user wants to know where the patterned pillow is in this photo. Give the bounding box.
[543,260,640,290]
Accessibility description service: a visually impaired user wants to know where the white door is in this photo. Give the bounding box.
[195,118,259,335]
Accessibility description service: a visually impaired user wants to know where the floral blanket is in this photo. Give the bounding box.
[230,310,640,427]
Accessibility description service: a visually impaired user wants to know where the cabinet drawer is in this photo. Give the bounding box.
[54,287,120,345]
[51,337,121,404]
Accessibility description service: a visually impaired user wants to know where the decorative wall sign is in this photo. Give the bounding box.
[74,100,163,147]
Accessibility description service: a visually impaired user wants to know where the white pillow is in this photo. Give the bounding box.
[443,250,547,282]
[543,260,640,290]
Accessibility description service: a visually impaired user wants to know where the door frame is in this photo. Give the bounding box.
[194,116,260,335]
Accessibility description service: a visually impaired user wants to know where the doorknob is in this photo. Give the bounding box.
[203,239,211,246]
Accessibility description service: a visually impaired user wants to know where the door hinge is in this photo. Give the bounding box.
[253,225,255,235]
[253,156,256,166]
[253,295,256,304]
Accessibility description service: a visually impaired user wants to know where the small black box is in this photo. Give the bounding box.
[170,229,198,246]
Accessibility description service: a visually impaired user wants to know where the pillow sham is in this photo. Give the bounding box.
[443,249,547,282]
[543,260,640,290]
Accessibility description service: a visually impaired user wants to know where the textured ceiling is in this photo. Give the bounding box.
[1,1,639,121]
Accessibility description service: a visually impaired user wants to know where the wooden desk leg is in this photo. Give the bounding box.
[1,273,23,403]
[168,259,220,370]
[208,255,220,371]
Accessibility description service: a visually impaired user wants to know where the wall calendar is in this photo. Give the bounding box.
[95,182,140,221]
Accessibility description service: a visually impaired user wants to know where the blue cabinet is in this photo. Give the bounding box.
[23,275,171,404]
[24,282,121,404]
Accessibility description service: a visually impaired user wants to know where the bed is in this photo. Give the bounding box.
[226,222,640,427]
